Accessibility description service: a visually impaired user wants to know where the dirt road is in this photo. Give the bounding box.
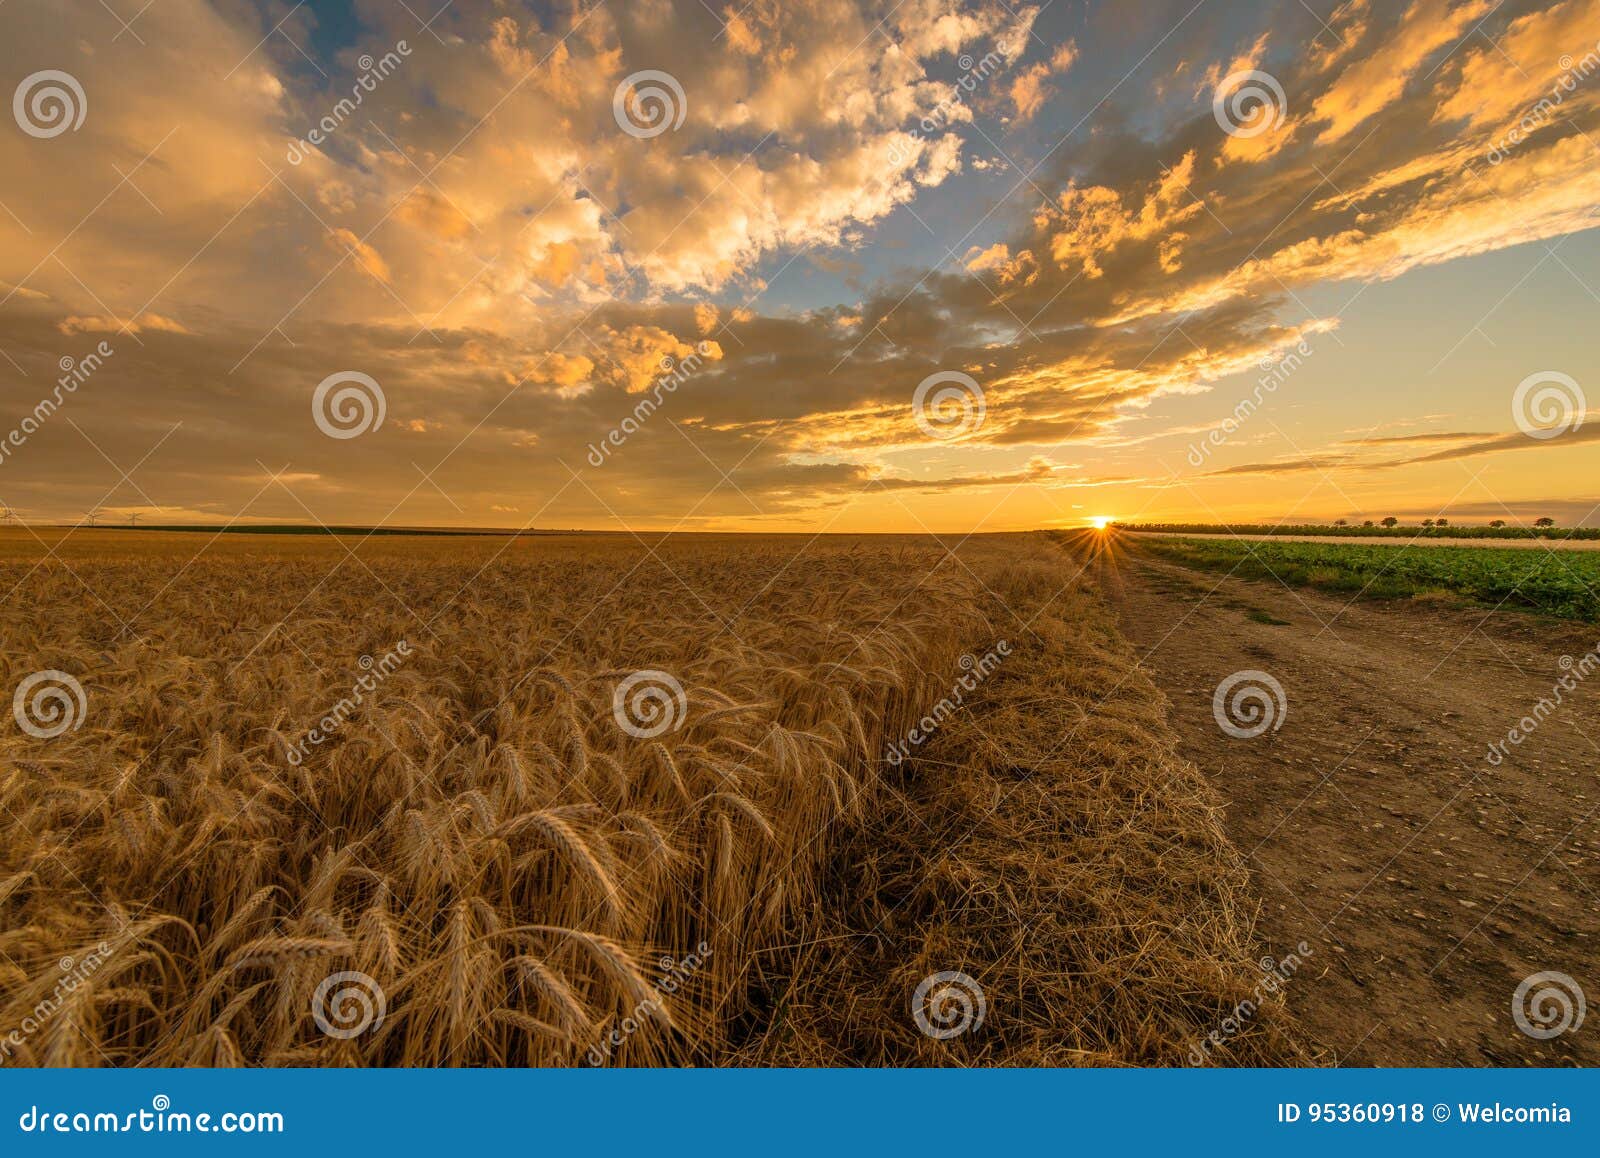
[1112,549,1600,1066]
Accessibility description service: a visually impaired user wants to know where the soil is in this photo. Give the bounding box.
[1111,548,1600,1066]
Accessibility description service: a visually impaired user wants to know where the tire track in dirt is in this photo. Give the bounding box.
[1114,550,1600,1066]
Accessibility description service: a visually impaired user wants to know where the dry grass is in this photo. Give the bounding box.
[0,530,1306,1066]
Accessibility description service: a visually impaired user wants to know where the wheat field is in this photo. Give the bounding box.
[0,530,1304,1066]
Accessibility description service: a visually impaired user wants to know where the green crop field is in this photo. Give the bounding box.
[1139,536,1600,622]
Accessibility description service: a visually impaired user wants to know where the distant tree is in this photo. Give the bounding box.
[1436,517,1449,527]
[1489,519,1506,528]
[1363,520,1374,527]
[1422,518,1435,528]
[1381,517,1399,528]
[1333,518,1348,526]
[1535,517,1556,528]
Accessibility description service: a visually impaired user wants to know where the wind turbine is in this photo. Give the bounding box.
[129,512,140,528]
[85,508,100,528]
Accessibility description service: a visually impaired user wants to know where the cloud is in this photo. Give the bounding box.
[58,313,189,335]
[2,0,1598,528]
[1390,423,1600,465]
[1218,424,1600,475]
[324,229,394,286]
[1340,430,1493,446]
[1007,41,1077,122]
[1309,0,1493,144]
[1209,456,1358,476]
[1030,151,1204,282]
[867,455,1111,492]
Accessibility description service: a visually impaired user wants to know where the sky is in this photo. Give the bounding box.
[1,0,1598,532]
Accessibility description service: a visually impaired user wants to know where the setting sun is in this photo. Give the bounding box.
[1089,516,1114,531]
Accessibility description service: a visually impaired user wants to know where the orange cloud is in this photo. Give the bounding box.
[325,228,393,286]
[1007,41,1077,122]
[1040,152,1203,279]
[1312,0,1493,143]
[397,190,477,241]
[57,313,189,335]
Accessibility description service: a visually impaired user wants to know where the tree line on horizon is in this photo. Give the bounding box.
[1119,518,1597,541]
